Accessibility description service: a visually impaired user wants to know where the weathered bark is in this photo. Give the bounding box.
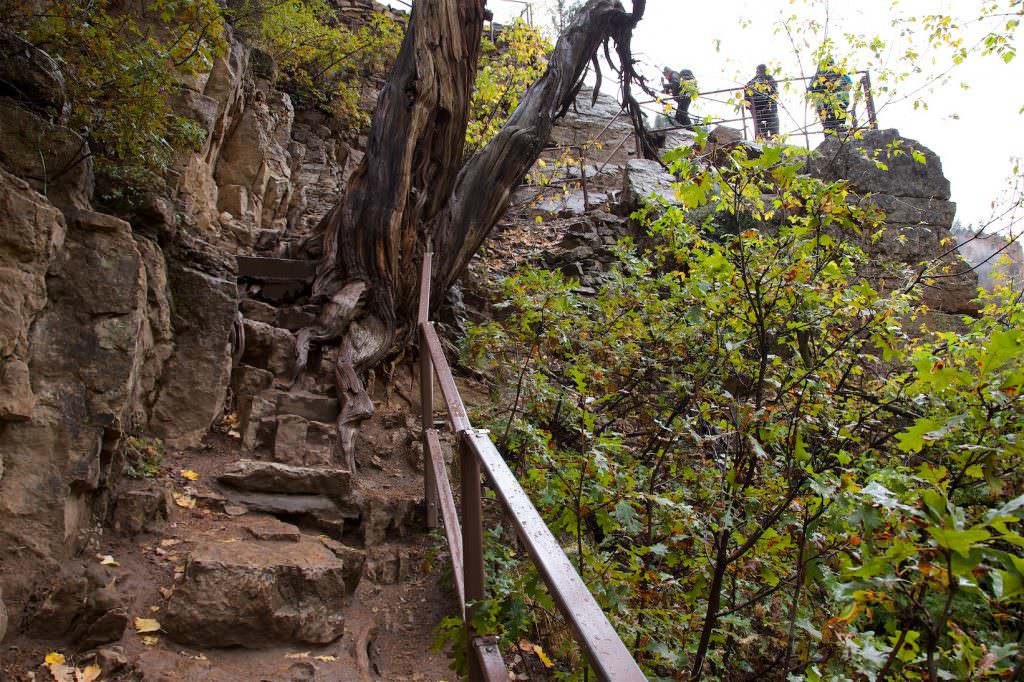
[298,0,650,467]
[431,0,647,295]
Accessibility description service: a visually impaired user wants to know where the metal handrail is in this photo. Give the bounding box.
[416,253,646,681]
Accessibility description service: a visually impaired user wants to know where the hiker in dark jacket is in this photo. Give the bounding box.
[808,57,852,133]
[662,66,696,129]
[744,64,780,140]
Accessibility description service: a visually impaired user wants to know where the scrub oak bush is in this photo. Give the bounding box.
[463,141,1024,680]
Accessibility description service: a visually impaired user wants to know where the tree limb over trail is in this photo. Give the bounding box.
[296,0,653,469]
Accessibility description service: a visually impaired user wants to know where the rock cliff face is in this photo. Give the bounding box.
[0,23,365,635]
[807,129,979,319]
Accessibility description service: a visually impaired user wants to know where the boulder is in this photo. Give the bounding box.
[276,390,340,423]
[240,298,277,324]
[162,537,353,647]
[241,319,296,377]
[808,128,950,199]
[231,364,275,399]
[149,236,238,449]
[276,305,318,331]
[0,33,69,121]
[2,208,146,555]
[219,489,346,518]
[218,184,250,220]
[317,537,366,594]
[620,158,679,212]
[24,565,128,648]
[242,393,277,453]
[363,547,419,585]
[274,414,310,465]
[0,100,93,209]
[110,488,169,536]
[171,87,219,137]
[807,129,978,317]
[358,494,422,547]
[218,459,351,498]
[95,647,129,674]
[0,358,34,421]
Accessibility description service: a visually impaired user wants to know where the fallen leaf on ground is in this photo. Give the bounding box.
[228,429,241,439]
[134,617,161,633]
[159,538,181,547]
[173,492,196,509]
[159,587,174,599]
[96,554,119,566]
[180,469,200,481]
[77,663,102,682]
[285,652,311,659]
[517,639,534,653]
[179,651,208,661]
[313,655,336,662]
[47,663,75,682]
[149,605,160,612]
[45,652,66,666]
[534,645,554,668]
[141,635,159,646]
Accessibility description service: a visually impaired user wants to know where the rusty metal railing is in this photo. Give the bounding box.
[641,69,879,146]
[417,252,646,681]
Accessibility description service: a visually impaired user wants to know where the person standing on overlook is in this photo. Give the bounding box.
[808,56,852,133]
[662,66,696,129]
[744,63,780,140]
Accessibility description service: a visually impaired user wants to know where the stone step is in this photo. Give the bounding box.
[236,255,316,281]
[239,298,318,331]
[218,459,351,499]
[162,535,358,648]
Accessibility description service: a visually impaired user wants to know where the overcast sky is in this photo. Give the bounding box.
[397,0,1024,231]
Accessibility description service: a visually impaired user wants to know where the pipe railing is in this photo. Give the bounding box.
[643,69,879,144]
[417,253,646,681]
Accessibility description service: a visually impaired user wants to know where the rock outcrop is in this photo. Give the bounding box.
[0,20,364,638]
[808,128,979,317]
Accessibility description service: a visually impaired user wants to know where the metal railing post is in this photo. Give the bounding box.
[461,430,486,682]
[419,252,438,529]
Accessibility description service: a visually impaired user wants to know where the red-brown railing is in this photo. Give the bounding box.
[417,252,646,681]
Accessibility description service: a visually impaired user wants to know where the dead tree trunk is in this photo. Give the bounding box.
[298,0,652,467]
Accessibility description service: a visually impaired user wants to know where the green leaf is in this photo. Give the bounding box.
[895,418,948,453]
[926,526,991,557]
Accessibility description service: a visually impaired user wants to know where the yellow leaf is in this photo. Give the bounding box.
[313,655,336,662]
[173,492,196,509]
[134,617,161,633]
[141,635,159,646]
[47,664,75,682]
[180,469,200,481]
[97,554,120,567]
[45,652,66,666]
[78,663,102,682]
[534,645,554,668]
